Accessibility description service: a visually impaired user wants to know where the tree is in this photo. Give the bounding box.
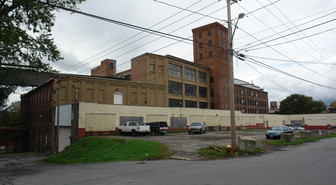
[0,0,85,107]
[279,94,326,114]
[330,101,336,108]
[0,101,20,127]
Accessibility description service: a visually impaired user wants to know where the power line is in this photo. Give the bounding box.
[241,56,336,90]
[243,55,336,66]
[245,27,336,52]
[62,0,206,72]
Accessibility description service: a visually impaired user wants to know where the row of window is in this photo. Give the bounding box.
[149,64,163,72]
[235,88,266,99]
[236,97,267,107]
[237,108,268,114]
[168,63,207,83]
[168,81,207,98]
[198,40,226,50]
[169,99,208,108]
[198,30,225,39]
[199,51,213,60]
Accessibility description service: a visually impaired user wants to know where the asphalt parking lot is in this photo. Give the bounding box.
[106,130,271,160]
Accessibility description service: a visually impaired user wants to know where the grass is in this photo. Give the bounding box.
[44,136,172,164]
[263,133,336,146]
[197,145,265,160]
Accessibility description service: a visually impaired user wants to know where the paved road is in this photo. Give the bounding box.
[1,137,335,185]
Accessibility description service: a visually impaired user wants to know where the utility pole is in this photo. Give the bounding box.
[227,0,236,151]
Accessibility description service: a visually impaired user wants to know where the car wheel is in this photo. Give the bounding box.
[132,130,137,136]
[204,130,206,133]
[189,132,191,135]
[266,135,270,139]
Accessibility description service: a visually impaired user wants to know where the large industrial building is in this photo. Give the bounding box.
[21,22,269,152]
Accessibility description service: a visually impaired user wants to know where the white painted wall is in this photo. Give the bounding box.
[76,102,336,131]
[59,126,71,152]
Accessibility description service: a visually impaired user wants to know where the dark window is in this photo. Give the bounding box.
[209,51,213,58]
[199,42,203,49]
[169,99,182,107]
[149,64,155,71]
[210,89,214,97]
[199,86,207,98]
[185,100,197,108]
[199,102,208,109]
[211,102,215,109]
[110,63,114,69]
[208,30,212,36]
[185,84,196,97]
[210,76,214,84]
[208,40,212,47]
[168,81,182,95]
[198,72,206,83]
[199,53,203,60]
[199,32,202,38]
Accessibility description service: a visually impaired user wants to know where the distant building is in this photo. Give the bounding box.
[269,101,279,114]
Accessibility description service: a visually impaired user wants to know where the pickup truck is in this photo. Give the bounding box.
[118,121,150,136]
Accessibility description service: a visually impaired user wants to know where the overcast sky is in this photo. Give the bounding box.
[9,0,336,107]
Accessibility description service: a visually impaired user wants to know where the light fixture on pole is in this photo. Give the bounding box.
[227,0,245,151]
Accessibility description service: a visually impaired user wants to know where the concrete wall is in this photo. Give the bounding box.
[76,102,336,132]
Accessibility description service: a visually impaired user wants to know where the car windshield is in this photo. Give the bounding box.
[190,123,201,126]
[271,126,284,131]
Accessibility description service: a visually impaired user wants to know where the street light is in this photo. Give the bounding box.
[227,0,245,151]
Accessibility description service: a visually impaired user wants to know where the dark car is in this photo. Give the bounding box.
[266,125,293,139]
[144,121,169,135]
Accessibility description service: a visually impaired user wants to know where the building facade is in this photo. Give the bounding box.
[192,22,268,112]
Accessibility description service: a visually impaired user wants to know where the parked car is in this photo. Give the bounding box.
[144,121,169,135]
[118,121,150,136]
[188,122,207,134]
[266,125,293,139]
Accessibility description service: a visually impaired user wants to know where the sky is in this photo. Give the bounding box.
[8,0,336,107]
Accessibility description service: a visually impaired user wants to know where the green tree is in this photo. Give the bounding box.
[0,0,85,107]
[330,101,336,108]
[279,94,326,114]
[0,101,20,127]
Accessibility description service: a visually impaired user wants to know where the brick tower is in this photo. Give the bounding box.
[192,22,230,109]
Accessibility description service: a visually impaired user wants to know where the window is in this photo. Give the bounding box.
[208,30,211,36]
[168,63,181,78]
[199,42,203,49]
[223,41,225,49]
[199,102,208,109]
[110,63,114,69]
[158,65,163,72]
[199,86,207,98]
[114,92,123,105]
[185,100,197,108]
[198,72,206,83]
[210,76,214,84]
[199,53,203,60]
[211,102,215,109]
[242,98,244,104]
[199,32,202,39]
[168,81,182,95]
[210,89,214,97]
[241,90,244,94]
[208,40,212,47]
[169,99,182,107]
[218,30,221,36]
[185,84,196,97]
[149,64,155,71]
[209,51,213,58]
[219,40,221,47]
[184,68,196,81]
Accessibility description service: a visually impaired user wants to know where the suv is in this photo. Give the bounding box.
[188,122,207,134]
[144,121,169,135]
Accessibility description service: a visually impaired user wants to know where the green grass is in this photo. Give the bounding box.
[197,145,265,160]
[264,133,336,146]
[44,136,172,164]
